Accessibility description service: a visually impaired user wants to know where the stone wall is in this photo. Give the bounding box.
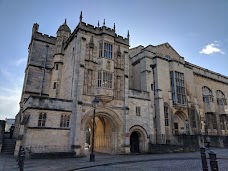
[23,96,72,112]
[23,108,70,148]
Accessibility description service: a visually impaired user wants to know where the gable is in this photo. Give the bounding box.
[154,43,182,61]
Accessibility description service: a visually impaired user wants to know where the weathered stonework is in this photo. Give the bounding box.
[14,14,228,157]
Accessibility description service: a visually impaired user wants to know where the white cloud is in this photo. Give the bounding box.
[200,41,225,55]
[0,67,23,120]
[0,86,21,120]
[15,58,27,66]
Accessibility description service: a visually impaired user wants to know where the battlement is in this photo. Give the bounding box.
[33,32,57,45]
[67,21,129,46]
[83,22,128,43]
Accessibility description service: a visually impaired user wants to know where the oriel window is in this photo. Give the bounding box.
[99,41,113,59]
[97,71,113,89]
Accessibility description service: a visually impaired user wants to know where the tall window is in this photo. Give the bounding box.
[202,86,213,103]
[55,63,59,70]
[164,105,169,126]
[97,71,113,88]
[60,114,70,127]
[99,41,113,59]
[216,90,227,106]
[190,107,196,128]
[136,107,141,116]
[38,113,46,127]
[206,113,217,130]
[170,71,186,105]
[53,82,57,89]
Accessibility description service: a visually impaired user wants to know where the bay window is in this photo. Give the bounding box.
[99,41,113,59]
[97,71,113,88]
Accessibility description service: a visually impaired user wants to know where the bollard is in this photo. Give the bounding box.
[17,145,22,162]
[208,150,219,171]
[200,147,208,171]
[18,147,25,171]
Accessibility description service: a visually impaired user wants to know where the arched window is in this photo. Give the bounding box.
[216,90,227,106]
[164,104,169,126]
[202,86,213,103]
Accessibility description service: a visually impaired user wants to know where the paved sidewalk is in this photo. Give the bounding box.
[1,148,228,171]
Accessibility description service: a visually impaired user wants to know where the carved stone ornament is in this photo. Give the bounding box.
[106,61,111,70]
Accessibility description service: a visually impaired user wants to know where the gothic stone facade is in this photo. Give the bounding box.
[14,16,228,156]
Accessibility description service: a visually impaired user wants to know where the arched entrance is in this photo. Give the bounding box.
[130,131,140,153]
[89,115,113,153]
[129,125,148,153]
[81,108,122,154]
[173,112,187,135]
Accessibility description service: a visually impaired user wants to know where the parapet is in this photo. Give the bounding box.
[186,62,228,84]
[33,32,57,45]
[67,21,129,46]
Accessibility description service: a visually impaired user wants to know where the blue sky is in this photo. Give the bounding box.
[0,0,227,120]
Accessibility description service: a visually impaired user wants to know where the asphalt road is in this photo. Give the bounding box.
[78,158,228,171]
[1,148,228,171]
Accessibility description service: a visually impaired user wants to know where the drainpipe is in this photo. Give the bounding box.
[40,44,49,96]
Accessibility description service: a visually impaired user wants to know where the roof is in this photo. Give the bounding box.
[57,19,71,33]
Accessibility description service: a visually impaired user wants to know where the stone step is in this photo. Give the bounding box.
[3,141,16,144]
[1,138,16,154]
[3,142,16,145]
[1,149,15,152]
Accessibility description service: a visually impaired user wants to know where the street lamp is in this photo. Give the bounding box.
[90,97,99,162]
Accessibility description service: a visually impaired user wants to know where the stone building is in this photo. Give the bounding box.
[14,12,228,156]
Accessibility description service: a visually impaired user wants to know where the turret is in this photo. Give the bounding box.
[50,19,71,98]
[55,19,71,54]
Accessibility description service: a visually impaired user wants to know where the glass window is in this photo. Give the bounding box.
[164,105,169,126]
[60,114,70,127]
[99,41,113,59]
[97,71,113,89]
[53,82,57,89]
[216,90,227,106]
[170,71,186,105]
[191,108,196,128]
[202,86,213,104]
[55,63,59,70]
[38,113,46,127]
[206,113,217,130]
[136,107,141,116]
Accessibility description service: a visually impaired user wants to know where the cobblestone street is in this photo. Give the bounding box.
[1,148,228,171]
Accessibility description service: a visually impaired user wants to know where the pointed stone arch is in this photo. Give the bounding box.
[173,111,188,135]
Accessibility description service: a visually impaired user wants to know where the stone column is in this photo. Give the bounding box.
[155,89,166,144]
[70,35,86,156]
[123,51,130,153]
